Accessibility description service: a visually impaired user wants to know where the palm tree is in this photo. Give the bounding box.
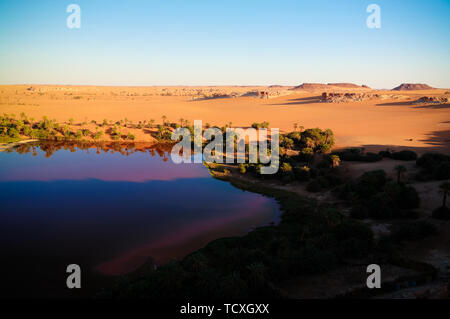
[331,155,341,168]
[394,165,407,184]
[293,123,298,131]
[439,182,450,207]
[162,115,167,126]
[179,118,184,127]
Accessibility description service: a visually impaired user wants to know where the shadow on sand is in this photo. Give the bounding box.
[376,101,450,109]
[338,130,450,155]
[268,96,322,106]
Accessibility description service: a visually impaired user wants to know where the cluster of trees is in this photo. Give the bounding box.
[280,128,335,156]
[251,122,270,129]
[0,113,131,142]
[333,148,382,162]
[239,128,338,187]
[415,152,450,181]
[338,169,421,220]
[332,149,418,163]
[379,149,417,161]
[102,187,374,299]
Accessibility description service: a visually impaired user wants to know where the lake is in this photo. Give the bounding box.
[0,142,280,298]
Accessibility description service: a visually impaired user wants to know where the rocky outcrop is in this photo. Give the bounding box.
[292,83,370,90]
[412,96,448,104]
[392,83,434,91]
[327,83,370,89]
[320,92,380,103]
[292,83,330,90]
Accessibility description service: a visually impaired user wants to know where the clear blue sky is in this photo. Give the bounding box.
[0,0,449,88]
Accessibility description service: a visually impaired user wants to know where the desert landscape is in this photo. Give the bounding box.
[1,0,450,307]
[1,83,449,153]
[1,82,449,299]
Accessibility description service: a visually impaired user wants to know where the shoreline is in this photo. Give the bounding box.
[0,139,38,152]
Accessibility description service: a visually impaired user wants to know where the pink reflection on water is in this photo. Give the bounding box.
[96,197,274,275]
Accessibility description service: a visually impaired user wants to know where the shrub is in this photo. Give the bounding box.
[390,221,437,241]
[384,182,420,210]
[391,150,417,161]
[416,153,450,181]
[7,127,20,138]
[94,131,103,140]
[417,153,450,167]
[251,122,270,129]
[355,170,387,198]
[75,130,83,139]
[333,221,374,258]
[298,147,314,162]
[294,166,310,181]
[280,162,293,173]
[335,148,382,162]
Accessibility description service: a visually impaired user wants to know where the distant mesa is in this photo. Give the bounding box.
[291,83,370,90]
[268,85,284,88]
[392,83,434,91]
[327,83,370,89]
[291,83,330,90]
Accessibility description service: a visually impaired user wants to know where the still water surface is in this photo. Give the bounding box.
[0,142,279,297]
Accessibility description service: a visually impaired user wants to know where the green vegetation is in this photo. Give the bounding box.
[0,136,22,143]
[340,170,420,220]
[251,121,270,129]
[102,184,374,299]
[379,150,417,161]
[238,128,337,188]
[416,152,450,181]
[333,148,382,162]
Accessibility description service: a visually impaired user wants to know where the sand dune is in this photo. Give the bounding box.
[0,85,449,154]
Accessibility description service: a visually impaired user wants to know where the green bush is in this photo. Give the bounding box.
[294,166,310,181]
[416,153,450,181]
[391,150,417,161]
[355,170,387,198]
[334,148,382,162]
[390,221,437,241]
